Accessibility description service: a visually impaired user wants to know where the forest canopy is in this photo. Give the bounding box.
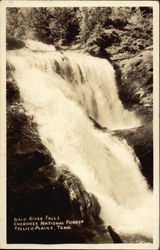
[6,7,153,51]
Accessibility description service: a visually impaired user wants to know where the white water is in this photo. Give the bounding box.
[25,40,56,51]
[7,42,153,238]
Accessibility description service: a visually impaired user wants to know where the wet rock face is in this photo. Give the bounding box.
[7,65,108,243]
[116,49,153,123]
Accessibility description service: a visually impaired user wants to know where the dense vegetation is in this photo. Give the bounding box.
[7,7,152,54]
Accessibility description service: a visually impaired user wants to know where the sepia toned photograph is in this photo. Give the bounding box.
[0,0,159,249]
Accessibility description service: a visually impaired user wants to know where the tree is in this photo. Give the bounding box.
[48,8,80,44]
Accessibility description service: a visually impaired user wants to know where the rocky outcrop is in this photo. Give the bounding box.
[117,49,153,123]
[7,61,112,243]
[7,38,25,50]
[108,225,123,243]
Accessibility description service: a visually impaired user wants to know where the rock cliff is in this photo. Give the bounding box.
[118,49,153,123]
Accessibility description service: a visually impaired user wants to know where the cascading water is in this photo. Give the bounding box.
[8,41,141,130]
[7,41,153,239]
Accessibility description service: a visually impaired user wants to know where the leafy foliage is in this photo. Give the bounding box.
[6,7,153,50]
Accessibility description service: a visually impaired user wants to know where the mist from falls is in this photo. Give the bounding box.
[7,41,153,238]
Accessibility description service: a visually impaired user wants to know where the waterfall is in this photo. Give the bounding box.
[8,44,141,130]
[7,41,152,238]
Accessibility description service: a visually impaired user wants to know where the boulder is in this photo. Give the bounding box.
[7,38,25,50]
